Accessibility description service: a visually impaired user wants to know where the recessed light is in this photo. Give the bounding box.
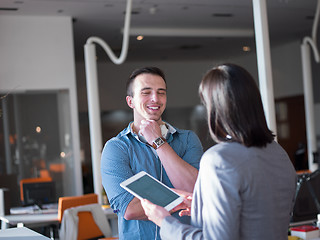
[36,126,42,133]
[124,9,140,15]
[212,13,233,18]
[136,35,144,41]
[179,44,202,50]
[149,5,158,14]
[306,15,314,20]
[0,8,18,11]
[242,46,251,52]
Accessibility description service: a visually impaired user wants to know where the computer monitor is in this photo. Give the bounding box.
[22,181,56,206]
[291,171,320,223]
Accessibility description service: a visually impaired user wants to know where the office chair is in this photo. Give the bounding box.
[58,193,117,240]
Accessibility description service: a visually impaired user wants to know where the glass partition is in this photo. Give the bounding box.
[0,90,76,210]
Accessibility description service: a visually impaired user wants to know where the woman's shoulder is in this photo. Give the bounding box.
[204,142,245,155]
[201,141,291,168]
[201,142,243,169]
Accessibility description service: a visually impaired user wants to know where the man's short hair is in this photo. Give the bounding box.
[126,67,166,96]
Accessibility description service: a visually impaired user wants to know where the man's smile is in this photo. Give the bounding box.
[147,105,160,110]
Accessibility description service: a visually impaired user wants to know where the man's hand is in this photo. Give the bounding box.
[139,119,162,144]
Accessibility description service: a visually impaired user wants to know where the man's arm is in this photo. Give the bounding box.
[139,119,203,192]
[124,197,148,220]
[101,138,148,220]
[156,143,198,192]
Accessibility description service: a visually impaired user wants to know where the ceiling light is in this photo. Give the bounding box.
[36,126,41,133]
[242,46,251,52]
[136,35,144,41]
[213,13,233,17]
[124,9,140,15]
[0,8,18,11]
[180,44,201,50]
[149,5,158,15]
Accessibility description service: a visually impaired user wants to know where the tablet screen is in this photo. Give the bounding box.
[121,171,183,210]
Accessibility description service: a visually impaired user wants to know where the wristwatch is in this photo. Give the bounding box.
[152,137,166,150]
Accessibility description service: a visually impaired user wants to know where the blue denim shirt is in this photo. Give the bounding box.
[101,122,203,240]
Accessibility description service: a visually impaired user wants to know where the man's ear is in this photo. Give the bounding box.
[126,96,134,109]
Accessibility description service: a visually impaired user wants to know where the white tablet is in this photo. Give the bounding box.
[120,171,183,211]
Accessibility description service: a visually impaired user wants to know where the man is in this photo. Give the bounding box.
[101,67,203,239]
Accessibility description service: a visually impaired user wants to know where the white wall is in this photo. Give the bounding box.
[271,41,304,98]
[0,16,75,91]
[0,15,83,196]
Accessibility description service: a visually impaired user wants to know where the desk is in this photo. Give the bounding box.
[0,206,118,237]
[0,226,50,239]
[0,213,58,230]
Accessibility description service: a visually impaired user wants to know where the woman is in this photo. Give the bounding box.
[141,63,297,240]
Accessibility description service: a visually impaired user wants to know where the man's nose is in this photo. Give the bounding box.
[150,92,158,102]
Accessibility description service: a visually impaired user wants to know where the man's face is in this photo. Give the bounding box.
[126,73,167,124]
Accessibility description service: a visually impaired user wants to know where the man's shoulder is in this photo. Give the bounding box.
[168,128,202,150]
[171,126,198,139]
[104,126,132,147]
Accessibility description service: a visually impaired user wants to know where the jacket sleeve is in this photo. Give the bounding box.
[160,216,203,240]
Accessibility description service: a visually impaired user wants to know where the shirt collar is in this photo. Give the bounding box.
[125,121,176,141]
[165,122,176,135]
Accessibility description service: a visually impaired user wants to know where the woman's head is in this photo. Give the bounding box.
[199,63,274,147]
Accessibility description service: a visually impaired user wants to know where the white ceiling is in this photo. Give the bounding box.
[0,0,318,62]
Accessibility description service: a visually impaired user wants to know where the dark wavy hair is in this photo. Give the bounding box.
[126,67,166,97]
[199,63,274,147]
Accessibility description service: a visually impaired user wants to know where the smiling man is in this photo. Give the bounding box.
[101,67,203,240]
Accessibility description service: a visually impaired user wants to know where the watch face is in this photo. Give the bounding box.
[155,137,164,146]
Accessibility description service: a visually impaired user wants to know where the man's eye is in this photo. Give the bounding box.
[158,92,166,95]
[141,91,150,95]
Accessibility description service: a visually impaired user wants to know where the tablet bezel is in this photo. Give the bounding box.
[120,171,183,211]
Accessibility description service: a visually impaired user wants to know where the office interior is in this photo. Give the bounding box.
[1,0,320,238]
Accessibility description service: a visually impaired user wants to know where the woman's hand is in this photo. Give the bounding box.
[141,199,170,227]
[171,189,193,217]
[170,197,192,217]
